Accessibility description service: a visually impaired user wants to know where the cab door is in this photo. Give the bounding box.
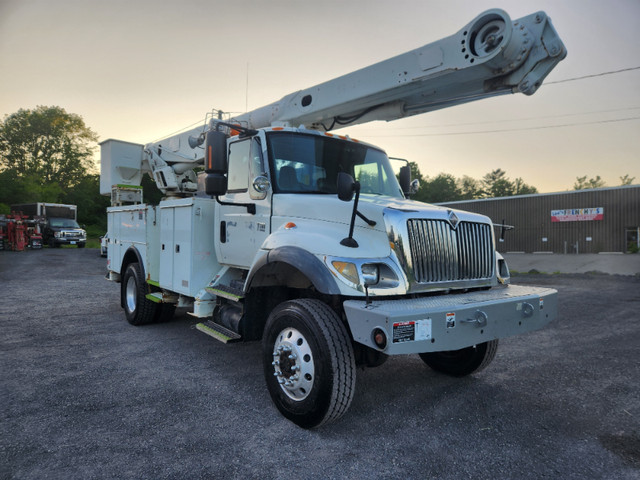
[215,136,271,268]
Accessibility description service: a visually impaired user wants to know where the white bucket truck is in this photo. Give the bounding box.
[101,9,566,428]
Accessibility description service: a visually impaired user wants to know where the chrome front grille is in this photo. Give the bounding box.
[407,219,494,283]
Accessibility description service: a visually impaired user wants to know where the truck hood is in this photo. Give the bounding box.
[266,193,497,295]
[271,193,491,229]
[268,193,492,260]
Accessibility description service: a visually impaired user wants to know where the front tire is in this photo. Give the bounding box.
[419,340,499,377]
[262,299,356,429]
[122,262,157,326]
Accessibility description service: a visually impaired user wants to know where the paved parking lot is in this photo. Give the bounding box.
[1,249,639,479]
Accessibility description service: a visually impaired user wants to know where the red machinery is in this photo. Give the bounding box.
[4,212,43,251]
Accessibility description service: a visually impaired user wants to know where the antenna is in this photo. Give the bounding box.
[245,62,249,113]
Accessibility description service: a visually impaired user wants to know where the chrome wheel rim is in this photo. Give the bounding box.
[125,276,137,313]
[272,327,315,401]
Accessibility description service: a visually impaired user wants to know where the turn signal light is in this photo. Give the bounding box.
[332,261,359,285]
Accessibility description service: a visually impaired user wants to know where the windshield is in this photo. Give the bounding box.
[267,132,403,198]
[49,218,80,228]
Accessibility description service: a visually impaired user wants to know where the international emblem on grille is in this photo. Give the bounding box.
[447,210,459,229]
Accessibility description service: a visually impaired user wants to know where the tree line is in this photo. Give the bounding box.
[405,162,538,204]
[0,106,162,230]
[403,162,635,204]
[0,106,636,230]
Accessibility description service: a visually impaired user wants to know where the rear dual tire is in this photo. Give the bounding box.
[122,262,176,326]
[123,262,157,326]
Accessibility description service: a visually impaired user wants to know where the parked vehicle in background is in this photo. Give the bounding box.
[11,203,86,248]
[100,233,108,257]
[43,217,86,248]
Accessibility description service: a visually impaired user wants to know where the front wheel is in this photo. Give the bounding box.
[262,299,356,429]
[419,340,499,377]
[122,262,157,326]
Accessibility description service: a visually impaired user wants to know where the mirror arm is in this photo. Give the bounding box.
[341,182,361,248]
[356,211,376,226]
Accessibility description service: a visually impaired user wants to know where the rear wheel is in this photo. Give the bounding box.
[262,299,356,429]
[122,262,157,326]
[419,340,499,377]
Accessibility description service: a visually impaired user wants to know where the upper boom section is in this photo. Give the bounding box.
[106,8,565,196]
[231,9,566,130]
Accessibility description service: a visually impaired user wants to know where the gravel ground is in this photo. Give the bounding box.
[1,248,639,480]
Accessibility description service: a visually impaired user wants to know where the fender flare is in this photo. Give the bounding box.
[120,246,145,276]
[246,246,341,295]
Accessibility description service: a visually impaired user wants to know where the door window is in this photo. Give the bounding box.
[227,140,250,192]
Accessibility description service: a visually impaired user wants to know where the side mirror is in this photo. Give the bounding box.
[410,179,420,194]
[251,176,270,200]
[399,165,411,195]
[204,174,228,197]
[204,130,228,196]
[204,130,228,174]
[337,172,356,202]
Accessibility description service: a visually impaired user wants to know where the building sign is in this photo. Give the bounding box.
[551,207,604,222]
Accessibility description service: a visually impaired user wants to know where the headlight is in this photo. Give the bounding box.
[54,232,61,238]
[329,257,401,291]
[361,264,380,286]
[332,261,359,285]
[496,254,510,285]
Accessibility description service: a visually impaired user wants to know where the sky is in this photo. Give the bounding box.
[0,0,639,193]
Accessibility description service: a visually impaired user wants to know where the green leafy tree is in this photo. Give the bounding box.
[478,169,538,198]
[458,175,482,200]
[513,177,538,195]
[407,161,425,185]
[0,106,98,198]
[620,174,635,186]
[141,173,164,205]
[422,173,461,203]
[573,175,606,190]
[399,163,538,203]
[61,174,110,229]
[482,169,514,198]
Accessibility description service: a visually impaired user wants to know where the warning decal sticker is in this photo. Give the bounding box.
[393,321,415,343]
[392,319,432,343]
[446,312,456,329]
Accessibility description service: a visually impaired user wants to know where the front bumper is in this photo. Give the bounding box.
[52,238,86,246]
[343,284,557,355]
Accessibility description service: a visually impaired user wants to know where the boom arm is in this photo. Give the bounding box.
[138,8,565,194]
[233,9,565,130]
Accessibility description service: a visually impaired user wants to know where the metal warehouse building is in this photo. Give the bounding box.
[439,185,640,254]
